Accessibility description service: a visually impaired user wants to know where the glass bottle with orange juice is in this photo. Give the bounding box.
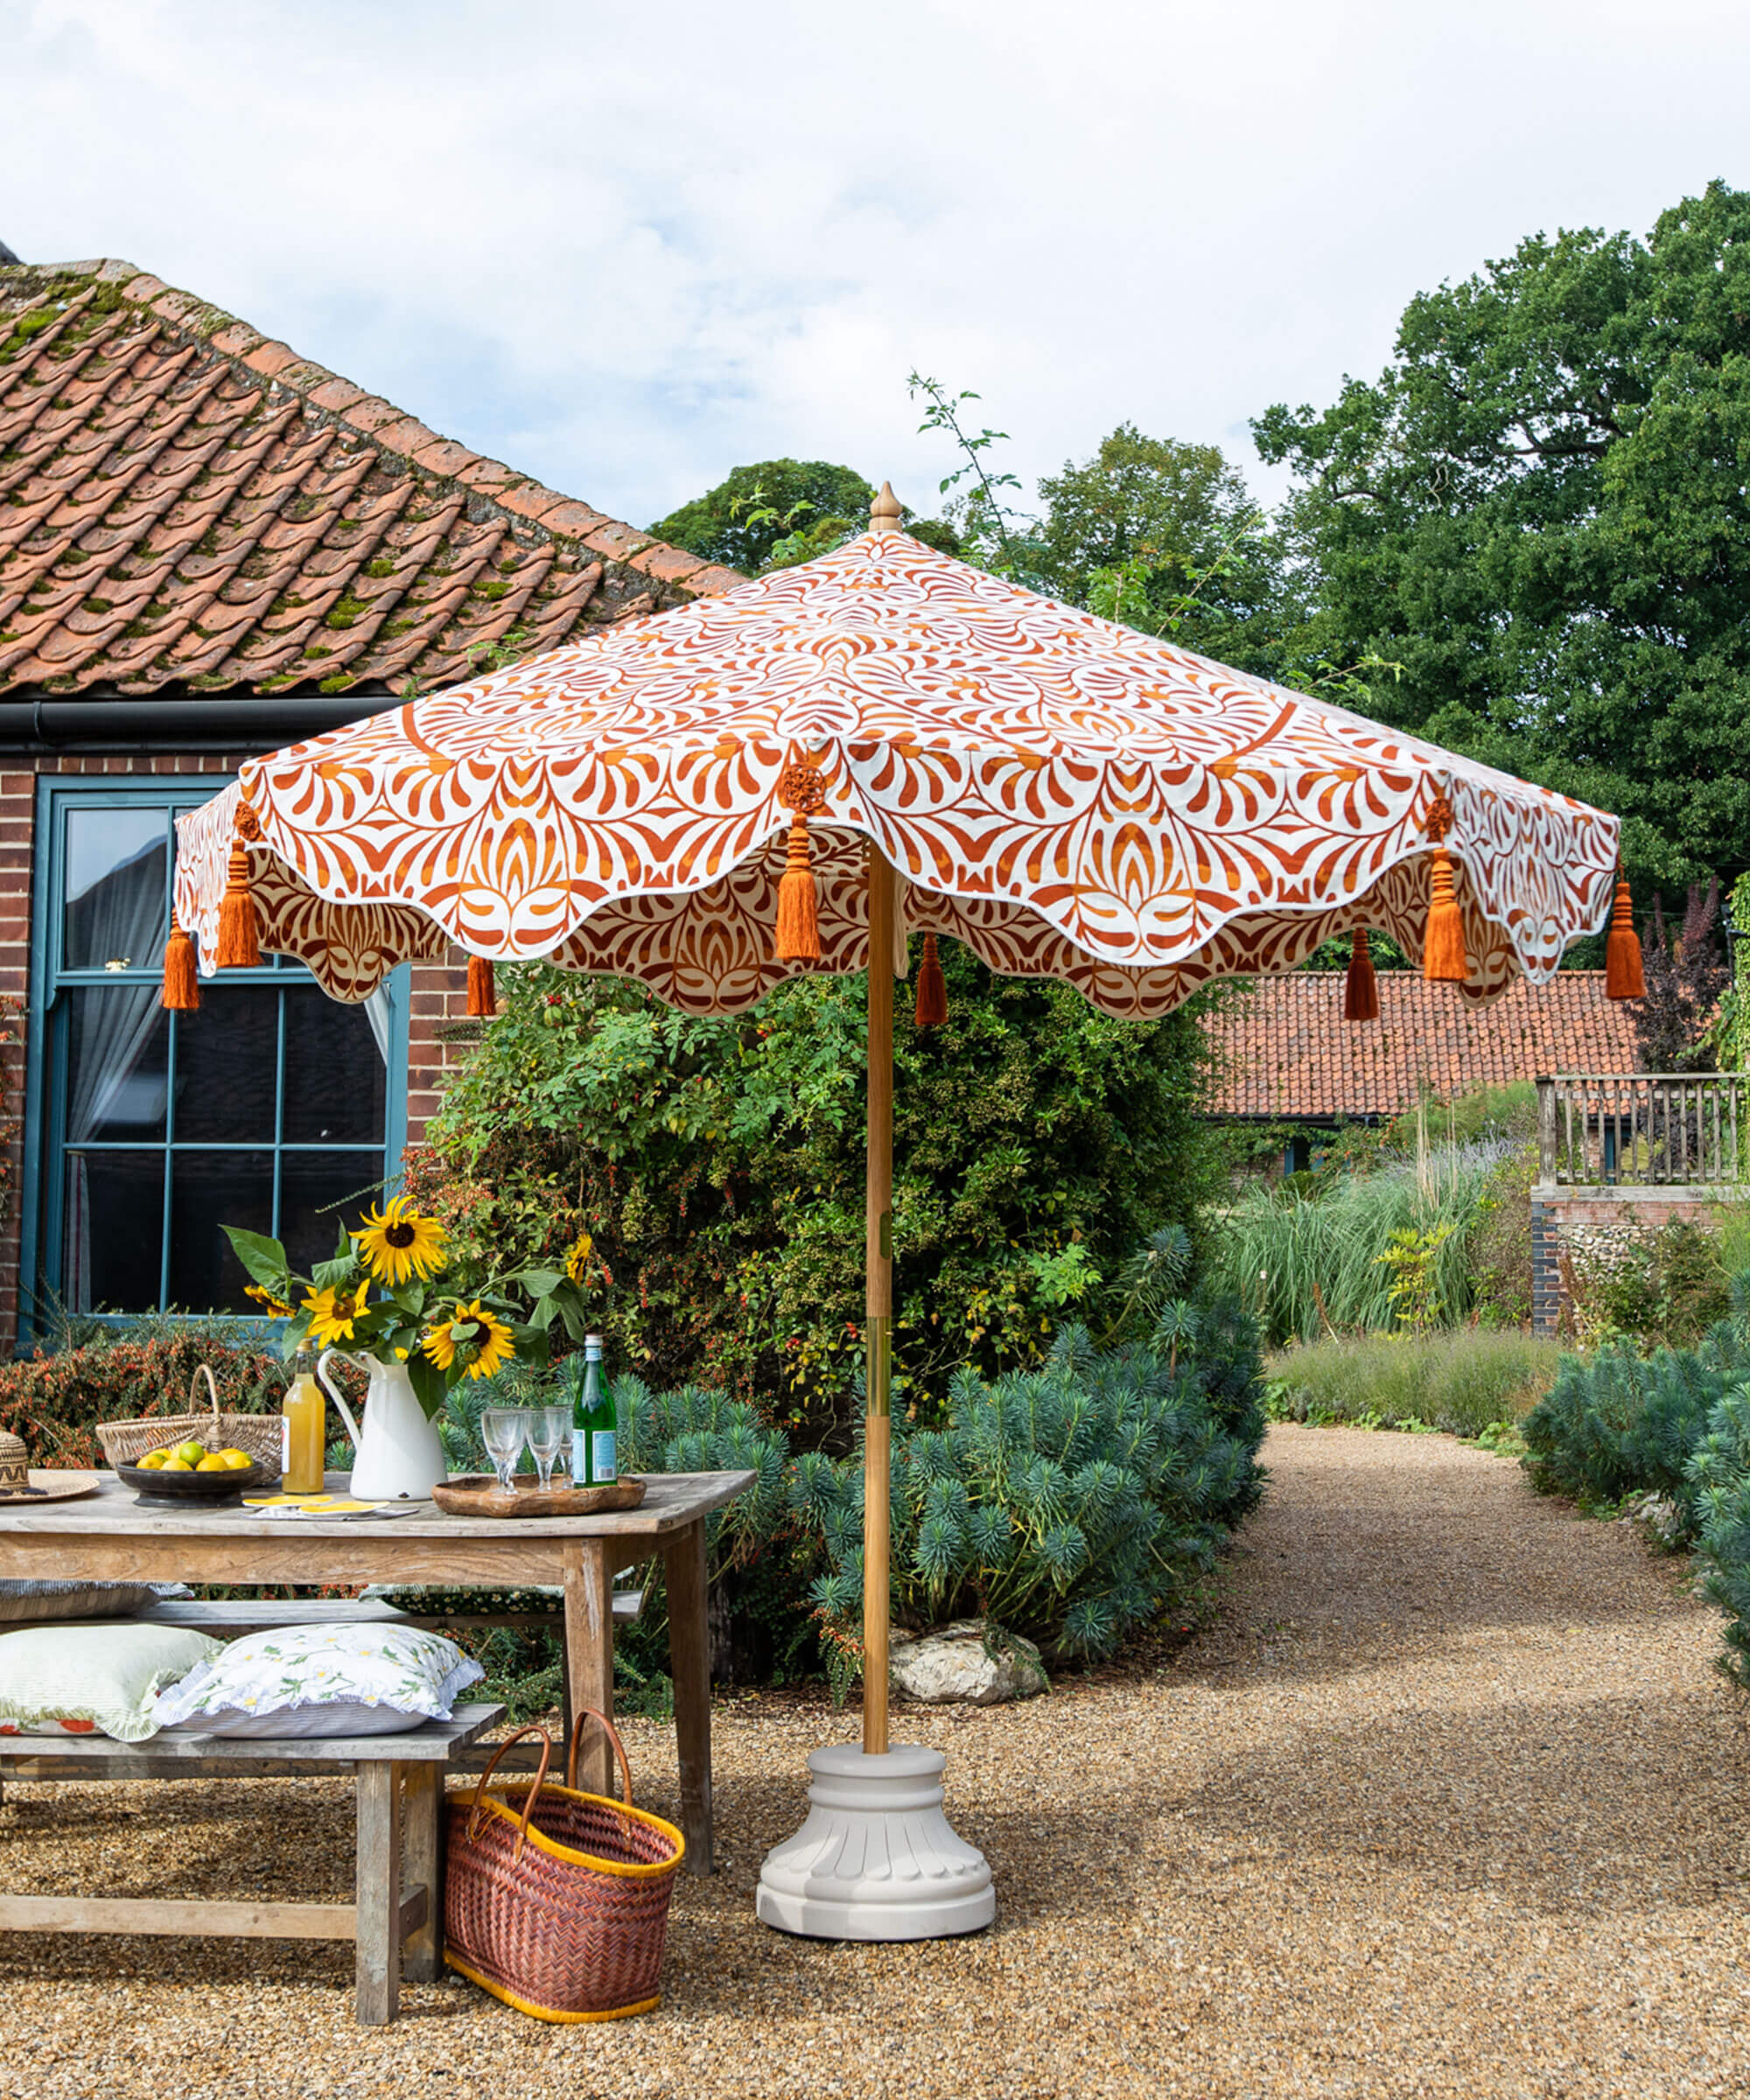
[281,1346,326,1493]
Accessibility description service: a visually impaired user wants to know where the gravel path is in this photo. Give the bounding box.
[3,1424,1748,2099]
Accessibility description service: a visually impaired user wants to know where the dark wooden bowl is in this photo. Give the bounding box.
[116,1460,280,1504]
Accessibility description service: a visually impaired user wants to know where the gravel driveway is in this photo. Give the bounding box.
[2,1423,1746,2099]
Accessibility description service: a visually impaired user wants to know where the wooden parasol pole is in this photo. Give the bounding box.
[864,838,894,1755]
[862,480,903,1757]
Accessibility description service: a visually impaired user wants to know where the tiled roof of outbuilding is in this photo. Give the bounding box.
[1205,970,1642,1120]
[0,258,743,697]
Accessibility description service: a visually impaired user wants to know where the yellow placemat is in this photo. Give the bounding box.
[242,1494,390,1516]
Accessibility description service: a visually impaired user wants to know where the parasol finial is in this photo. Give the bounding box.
[870,481,903,534]
[214,797,264,969]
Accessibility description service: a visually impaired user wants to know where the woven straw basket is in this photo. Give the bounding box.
[444,1715,685,2022]
[96,1364,284,1473]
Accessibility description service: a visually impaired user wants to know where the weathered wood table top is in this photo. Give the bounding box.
[0,1469,754,1585]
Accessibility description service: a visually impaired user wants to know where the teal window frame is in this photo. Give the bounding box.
[18,777,409,1345]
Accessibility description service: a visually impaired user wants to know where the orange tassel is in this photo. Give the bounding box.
[466,954,498,1018]
[214,839,262,967]
[1424,850,1468,982]
[160,921,200,1011]
[774,761,826,965]
[775,816,822,962]
[914,931,948,1027]
[1604,877,1646,1000]
[1423,849,1468,982]
[1342,927,1379,1023]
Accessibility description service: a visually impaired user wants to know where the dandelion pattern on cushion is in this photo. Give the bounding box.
[150,1623,482,1730]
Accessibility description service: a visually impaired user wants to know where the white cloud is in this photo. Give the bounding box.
[9,0,1750,529]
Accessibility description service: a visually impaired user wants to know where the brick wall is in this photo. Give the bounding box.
[1529,1184,1724,1337]
[0,752,467,1355]
[405,960,477,1144]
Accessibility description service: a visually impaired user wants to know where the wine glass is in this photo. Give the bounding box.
[528,1405,568,1493]
[480,1409,528,1494]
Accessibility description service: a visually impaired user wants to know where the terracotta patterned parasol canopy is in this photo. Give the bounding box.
[172,510,1627,1811]
[172,528,1620,1013]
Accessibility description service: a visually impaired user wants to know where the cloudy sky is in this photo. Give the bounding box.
[9,0,1750,534]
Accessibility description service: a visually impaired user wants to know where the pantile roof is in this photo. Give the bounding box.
[1204,970,1642,1120]
[0,259,742,697]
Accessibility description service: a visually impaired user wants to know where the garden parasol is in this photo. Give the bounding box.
[168,485,1630,1938]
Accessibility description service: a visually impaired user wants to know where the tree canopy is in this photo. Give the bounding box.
[648,458,873,574]
[1255,178,1750,889]
[1031,424,1296,673]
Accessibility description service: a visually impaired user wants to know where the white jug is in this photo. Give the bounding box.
[316,1351,448,1502]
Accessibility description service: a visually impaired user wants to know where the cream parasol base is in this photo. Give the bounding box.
[754,1744,995,1941]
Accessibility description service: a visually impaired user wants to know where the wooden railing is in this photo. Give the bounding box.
[1536,1073,1747,1186]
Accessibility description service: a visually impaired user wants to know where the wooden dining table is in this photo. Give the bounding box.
[0,1467,753,1871]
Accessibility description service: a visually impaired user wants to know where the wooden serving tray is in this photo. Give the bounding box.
[430,1474,648,1520]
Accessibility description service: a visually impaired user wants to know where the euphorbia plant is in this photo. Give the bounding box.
[223,1197,599,1419]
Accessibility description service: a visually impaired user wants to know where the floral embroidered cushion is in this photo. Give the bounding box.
[152,1621,483,1739]
[0,1621,222,1741]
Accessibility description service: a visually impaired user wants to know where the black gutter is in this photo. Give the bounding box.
[0,690,405,754]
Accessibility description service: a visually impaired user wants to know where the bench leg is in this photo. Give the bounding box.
[400,1764,444,1984]
[665,1518,713,1875]
[354,1760,402,2025]
[563,1538,615,1797]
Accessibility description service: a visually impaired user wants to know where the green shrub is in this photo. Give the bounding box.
[1689,1383,1750,1690]
[1467,1144,1538,1327]
[1519,1310,1750,1530]
[433,1298,1265,1697]
[1564,1215,1733,1350]
[1267,1329,1558,1437]
[795,1310,1265,1669]
[404,955,1229,1436]
[0,1320,289,1467]
[1384,1083,1539,1152]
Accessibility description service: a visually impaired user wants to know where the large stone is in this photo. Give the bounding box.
[889,1620,1047,1705]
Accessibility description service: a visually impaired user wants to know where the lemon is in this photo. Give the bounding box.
[217,1448,252,1471]
[162,1458,194,1473]
[195,1454,231,1472]
[136,1451,168,1471]
[173,1439,207,1466]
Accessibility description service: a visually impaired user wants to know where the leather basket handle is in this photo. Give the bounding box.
[466,1723,552,1861]
[565,1706,636,1810]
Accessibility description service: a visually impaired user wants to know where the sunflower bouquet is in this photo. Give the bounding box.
[222,1198,598,1418]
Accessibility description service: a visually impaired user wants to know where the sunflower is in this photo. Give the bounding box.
[352,1194,447,1288]
[244,1282,293,1318]
[303,1280,369,1347]
[422,1299,514,1381]
[563,1230,593,1284]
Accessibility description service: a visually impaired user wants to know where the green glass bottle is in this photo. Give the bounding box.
[571,1334,618,1486]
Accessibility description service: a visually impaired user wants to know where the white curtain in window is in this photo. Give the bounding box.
[64,860,170,1311]
[363,984,393,1067]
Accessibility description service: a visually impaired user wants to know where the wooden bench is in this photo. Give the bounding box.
[137,1589,646,1636]
[0,1702,504,2024]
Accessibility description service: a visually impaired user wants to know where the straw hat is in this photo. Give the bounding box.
[0,1430,28,1497]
